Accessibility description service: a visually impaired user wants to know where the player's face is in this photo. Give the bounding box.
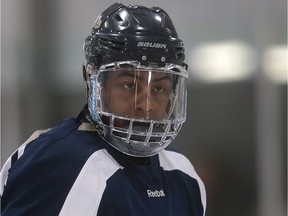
[102,70,173,126]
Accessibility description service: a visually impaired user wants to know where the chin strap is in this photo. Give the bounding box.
[76,104,104,133]
[76,104,91,123]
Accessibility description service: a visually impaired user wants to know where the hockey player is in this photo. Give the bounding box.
[1,3,206,215]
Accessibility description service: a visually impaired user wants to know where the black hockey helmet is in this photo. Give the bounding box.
[82,3,188,157]
[83,2,186,68]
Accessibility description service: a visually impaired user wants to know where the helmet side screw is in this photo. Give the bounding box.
[142,55,147,61]
[161,57,166,62]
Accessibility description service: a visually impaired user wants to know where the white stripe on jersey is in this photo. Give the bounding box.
[59,149,123,216]
[0,158,11,195]
[158,150,207,215]
[0,129,50,195]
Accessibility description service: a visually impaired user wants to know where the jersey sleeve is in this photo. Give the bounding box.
[0,129,51,196]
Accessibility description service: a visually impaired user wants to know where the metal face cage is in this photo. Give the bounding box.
[88,61,188,157]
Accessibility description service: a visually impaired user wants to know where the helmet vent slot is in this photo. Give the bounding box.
[98,37,125,51]
[114,13,123,22]
[110,39,126,46]
[175,47,183,51]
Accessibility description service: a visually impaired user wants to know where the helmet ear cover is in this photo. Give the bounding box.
[82,64,90,97]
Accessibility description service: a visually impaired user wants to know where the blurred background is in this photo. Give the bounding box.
[1,0,287,215]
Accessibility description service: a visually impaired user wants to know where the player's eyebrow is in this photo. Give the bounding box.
[116,71,172,83]
[151,74,172,83]
[116,71,137,78]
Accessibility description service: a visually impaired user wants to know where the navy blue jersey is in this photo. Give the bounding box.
[1,118,206,215]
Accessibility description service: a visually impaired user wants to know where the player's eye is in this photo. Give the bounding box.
[123,83,136,89]
[153,86,164,93]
